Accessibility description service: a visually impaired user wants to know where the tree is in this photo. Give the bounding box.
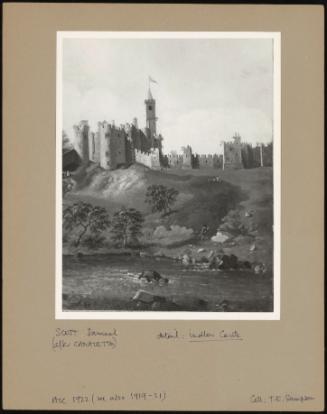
[62,173,74,198]
[145,184,179,216]
[62,130,73,151]
[63,202,110,247]
[110,208,144,248]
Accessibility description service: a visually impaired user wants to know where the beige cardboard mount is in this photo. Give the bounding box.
[3,4,324,411]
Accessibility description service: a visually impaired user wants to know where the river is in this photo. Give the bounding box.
[62,254,273,312]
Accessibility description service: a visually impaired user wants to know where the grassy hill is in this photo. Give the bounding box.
[64,163,273,268]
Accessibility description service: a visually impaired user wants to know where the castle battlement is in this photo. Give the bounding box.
[70,91,272,172]
[73,88,163,171]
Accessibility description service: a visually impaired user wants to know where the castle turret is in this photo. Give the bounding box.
[144,88,157,140]
[73,120,90,164]
[97,121,128,170]
[182,145,193,169]
[222,133,243,170]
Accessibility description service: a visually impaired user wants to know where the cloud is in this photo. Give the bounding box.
[62,37,274,153]
[161,107,272,154]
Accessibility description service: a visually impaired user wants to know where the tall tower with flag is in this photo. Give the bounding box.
[145,76,158,140]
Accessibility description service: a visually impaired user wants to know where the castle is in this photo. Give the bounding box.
[162,136,272,170]
[66,89,272,172]
[73,88,163,170]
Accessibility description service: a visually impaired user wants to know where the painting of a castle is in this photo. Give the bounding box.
[58,33,279,319]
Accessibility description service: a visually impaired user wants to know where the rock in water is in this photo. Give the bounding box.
[138,270,168,283]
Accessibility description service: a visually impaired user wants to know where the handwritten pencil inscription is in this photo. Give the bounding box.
[51,327,118,351]
[157,328,243,343]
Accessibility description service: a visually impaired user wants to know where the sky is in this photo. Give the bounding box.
[62,36,274,154]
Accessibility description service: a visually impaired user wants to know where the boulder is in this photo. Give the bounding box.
[253,263,267,275]
[132,290,167,304]
[239,260,252,270]
[218,254,239,270]
[182,254,192,265]
[138,270,168,284]
[211,231,230,243]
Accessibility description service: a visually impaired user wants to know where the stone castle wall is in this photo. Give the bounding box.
[72,118,272,172]
[241,143,273,168]
[134,148,161,169]
[97,122,127,170]
[88,131,101,164]
[262,143,273,166]
[223,140,243,169]
[166,151,223,169]
[74,119,163,171]
[73,121,90,164]
[196,154,223,169]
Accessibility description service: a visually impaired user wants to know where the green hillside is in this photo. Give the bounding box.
[64,163,273,269]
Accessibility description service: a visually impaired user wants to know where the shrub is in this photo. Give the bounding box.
[145,184,179,216]
[110,208,144,248]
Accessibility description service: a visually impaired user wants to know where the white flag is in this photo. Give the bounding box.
[149,76,158,84]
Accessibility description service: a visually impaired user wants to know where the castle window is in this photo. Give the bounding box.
[148,105,152,110]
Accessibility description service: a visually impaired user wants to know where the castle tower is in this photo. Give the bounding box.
[144,88,157,139]
[182,145,193,169]
[73,120,90,165]
[222,133,243,170]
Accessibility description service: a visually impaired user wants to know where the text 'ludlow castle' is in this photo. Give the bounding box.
[69,89,272,171]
